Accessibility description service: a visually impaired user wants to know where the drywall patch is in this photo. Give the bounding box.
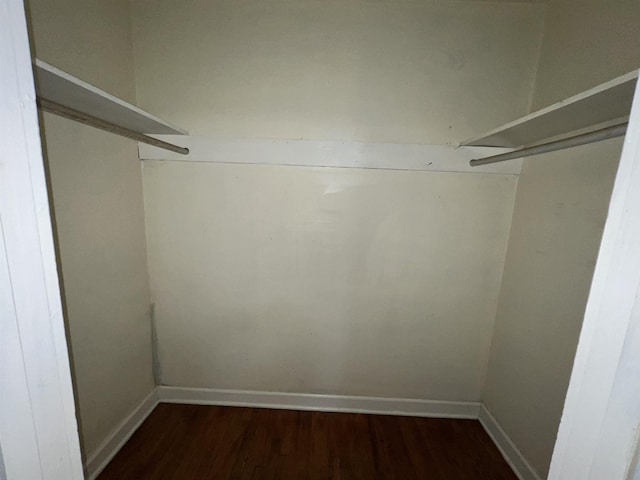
[150,303,161,385]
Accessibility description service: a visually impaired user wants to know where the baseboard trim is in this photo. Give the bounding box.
[82,387,541,480]
[478,405,543,480]
[85,389,159,480]
[156,386,481,419]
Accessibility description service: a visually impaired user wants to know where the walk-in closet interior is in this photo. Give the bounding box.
[21,0,640,478]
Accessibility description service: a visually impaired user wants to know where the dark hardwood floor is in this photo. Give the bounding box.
[97,404,517,480]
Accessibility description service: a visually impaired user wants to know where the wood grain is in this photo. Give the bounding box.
[97,404,517,480]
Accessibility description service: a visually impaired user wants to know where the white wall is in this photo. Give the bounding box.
[143,162,516,398]
[531,0,640,110]
[131,0,544,144]
[27,0,155,462]
[483,140,623,477]
[132,0,545,400]
[483,1,640,477]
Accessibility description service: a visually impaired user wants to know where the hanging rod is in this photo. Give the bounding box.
[37,98,190,155]
[470,123,628,166]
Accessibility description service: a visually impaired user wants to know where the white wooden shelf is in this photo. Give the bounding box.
[33,59,187,136]
[462,70,638,148]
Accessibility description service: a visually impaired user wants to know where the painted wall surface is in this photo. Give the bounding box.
[26,0,155,460]
[131,0,545,400]
[143,162,516,399]
[483,140,623,477]
[483,1,640,477]
[130,0,545,145]
[531,0,640,109]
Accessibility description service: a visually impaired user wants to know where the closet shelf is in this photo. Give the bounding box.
[33,59,187,136]
[461,70,638,148]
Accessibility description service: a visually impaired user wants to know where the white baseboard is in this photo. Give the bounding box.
[82,387,541,480]
[478,405,543,480]
[156,386,481,419]
[85,389,159,480]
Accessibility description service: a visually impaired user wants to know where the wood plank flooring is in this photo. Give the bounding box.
[97,404,517,480]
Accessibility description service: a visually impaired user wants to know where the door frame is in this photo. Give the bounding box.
[0,1,84,479]
[547,77,640,479]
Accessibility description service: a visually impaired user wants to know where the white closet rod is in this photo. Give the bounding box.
[470,123,628,166]
[37,98,190,155]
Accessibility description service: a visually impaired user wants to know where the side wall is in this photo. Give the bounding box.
[26,0,155,462]
[483,1,640,477]
[131,0,545,401]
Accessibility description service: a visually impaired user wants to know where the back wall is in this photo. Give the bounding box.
[131,0,545,400]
